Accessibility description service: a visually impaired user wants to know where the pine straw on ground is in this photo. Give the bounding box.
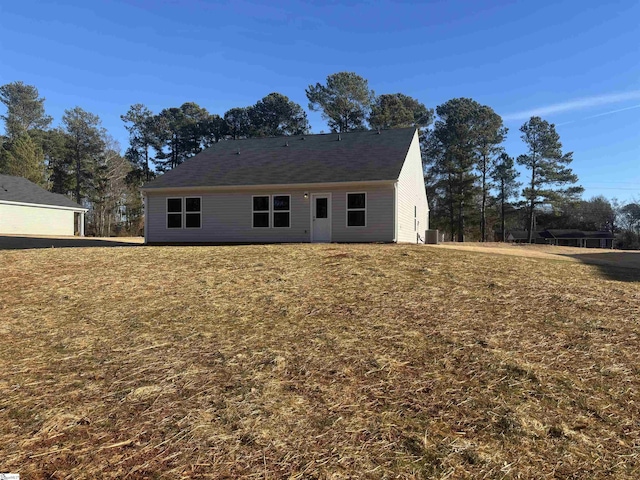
[1,244,639,479]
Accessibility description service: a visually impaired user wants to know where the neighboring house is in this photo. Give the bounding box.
[0,174,87,236]
[542,229,614,248]
[142,127,428,244]
[506,230,547,244]
[506,229,614,248]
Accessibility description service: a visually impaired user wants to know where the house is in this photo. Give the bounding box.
[506,230,547,244]
[0,174,87,237]
[542,229,614,249]
[141,127,428,244]
[506,229,614,248]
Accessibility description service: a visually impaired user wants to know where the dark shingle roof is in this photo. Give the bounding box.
[507,229,615,240]
[143,128,417,189]
[546,229,614,239]
[507,230,546,240]
[0,175,84,209]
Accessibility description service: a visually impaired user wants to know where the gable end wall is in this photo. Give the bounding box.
[396,131,429,243]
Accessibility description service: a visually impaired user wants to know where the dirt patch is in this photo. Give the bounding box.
[435,242,640,269]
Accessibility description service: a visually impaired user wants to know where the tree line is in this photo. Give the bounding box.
[0,74,638,247]
[423,98,584,244]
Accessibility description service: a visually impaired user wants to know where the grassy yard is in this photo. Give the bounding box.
[1,244,639,478]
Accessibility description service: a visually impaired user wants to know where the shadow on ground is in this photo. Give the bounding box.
[0,236,142,250]
[561,252,640,282]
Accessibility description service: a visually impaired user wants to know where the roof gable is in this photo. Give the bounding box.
[143,128,417,190]
[0,175,84,209]
[507,230,543,240]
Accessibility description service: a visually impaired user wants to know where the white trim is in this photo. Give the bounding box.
[0,199,87,212]
[393,182,398,242]
[142,180,394,194]
[272,194,291,229]
[346,192,367,228]
[252,194,270,228]
[143,194,148,244]
[310,193,332,243]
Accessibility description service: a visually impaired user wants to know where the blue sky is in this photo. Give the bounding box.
[1,0,638,201]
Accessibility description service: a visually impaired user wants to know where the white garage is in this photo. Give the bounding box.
[0,174,87,236]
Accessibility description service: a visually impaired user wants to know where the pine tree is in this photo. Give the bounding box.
[121,104,155,182]
[249,93,310,137]
[151,103,211,172]
[369,93,433,130]
[306,72,375,132]
[425,98,482,241]
[475,106,507,241]
[0,133,46,185]
[0,81,52,138]
[517,116,583,243]
[62,107,106,203]
[223,107,252,140]
[491,153,520,241]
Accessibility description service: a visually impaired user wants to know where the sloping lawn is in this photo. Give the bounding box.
[1,244,639,478]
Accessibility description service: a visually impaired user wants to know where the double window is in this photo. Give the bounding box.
[347,193,366,227]
[252,195,290,228]
[167,197,201,229]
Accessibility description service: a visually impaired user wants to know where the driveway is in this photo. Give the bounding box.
[0,235,144,250]
[434,242,640,269]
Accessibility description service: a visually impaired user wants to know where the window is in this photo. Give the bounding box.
[273,195,290,228]
[316,197,328,219]
[167,197,201,229]
[185,197,201,228]
[347,193,366,227]
[167,198,182,228]
[253,196,270,228]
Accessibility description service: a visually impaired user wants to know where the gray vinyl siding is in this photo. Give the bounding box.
[331,186,395,242]
[145,183,395,243]
[396,131,429,243]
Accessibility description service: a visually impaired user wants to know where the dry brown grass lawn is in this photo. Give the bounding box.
[1,244,639,478]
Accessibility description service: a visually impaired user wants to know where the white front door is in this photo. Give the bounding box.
[311,194,331,242]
